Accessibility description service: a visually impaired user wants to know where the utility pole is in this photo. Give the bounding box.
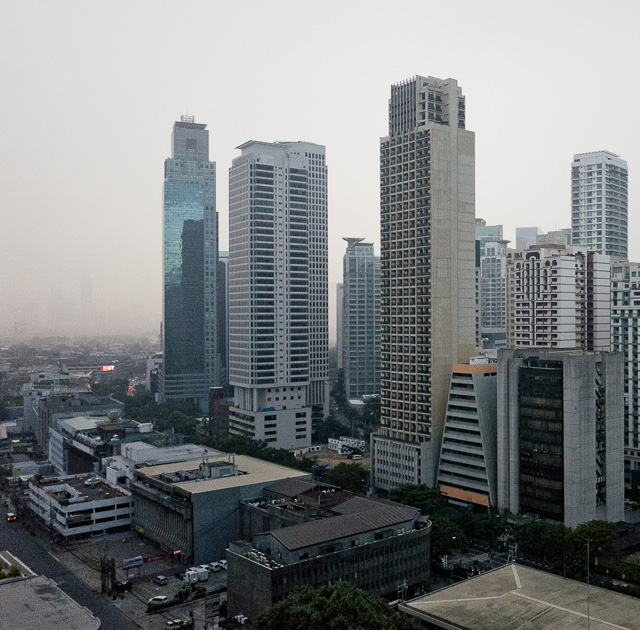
[587,539,590,630]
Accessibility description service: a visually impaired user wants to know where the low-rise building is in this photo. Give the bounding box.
[130,455,310,565]
[400,564,640,630]
[0,550,101,630]
[103,441,219,486]
[29,474,133,538]
[328,436,366,455]
[227,495,431,621]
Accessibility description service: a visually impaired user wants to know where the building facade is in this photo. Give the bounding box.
[160,116,220,410]
[29,474,133,538]
[228,141,328,450]
[341,238,381,399]
[130,455,309,565]
[476,222,507,349]
[571,150,628,259]
[437,361,498,508]
[372,75,476,490]
[506,245,611,351]
[497,348,624,528]
[227,496,431,621]
[611,261,640,488]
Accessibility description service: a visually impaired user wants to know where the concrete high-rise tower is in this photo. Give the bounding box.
[341,238,381,399]
[372,76,476,489]
[571,151,628,259]
[228,141,328,449]
[160,116,220,410]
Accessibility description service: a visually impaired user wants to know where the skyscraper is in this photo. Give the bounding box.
[372,76,476,489]
[476,221,508,349]
[611,261,640,488]
[228,141,328,449]
[160,116,220,410]
[571,150,628,259]
[341,238,381,399]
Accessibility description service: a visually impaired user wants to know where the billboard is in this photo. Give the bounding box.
[102,365,115,372]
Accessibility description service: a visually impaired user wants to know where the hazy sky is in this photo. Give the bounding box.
[2,0,639,342]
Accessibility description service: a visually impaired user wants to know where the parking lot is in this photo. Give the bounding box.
[53,532,227,629]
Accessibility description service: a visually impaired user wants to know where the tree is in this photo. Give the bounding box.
[313,414,345,443]
[257,582,422,630]
[331,369,347,410]
[325,463,368,494]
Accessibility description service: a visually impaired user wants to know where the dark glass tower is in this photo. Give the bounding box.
[160,116,220,410]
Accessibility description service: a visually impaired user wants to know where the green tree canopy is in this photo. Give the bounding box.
[325,463,368,494]
[257,582,421,630]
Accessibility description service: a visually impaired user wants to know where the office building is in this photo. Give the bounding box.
[218,250,229,386]
[130,454,309,565]
[228,493,431,621]
[160,116,220,410]
[515,227,541,250]
[476,222,508,348]
[336,283,343,370]
[497,348,624,528]
[571,150,628,259]
[611,261,640,488]
[35,392,123,455]
[341,238,381,399]
[228,141,328,450]
[437,361,497,508]
[372,75,476,489]
[506,245,610,351]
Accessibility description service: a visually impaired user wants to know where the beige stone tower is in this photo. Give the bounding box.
[372,76,476,489]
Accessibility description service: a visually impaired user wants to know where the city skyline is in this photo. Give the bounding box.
[2,1,640,343]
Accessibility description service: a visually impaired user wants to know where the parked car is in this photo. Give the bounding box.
[209,562,221,572]
[165,621,186,628]
[147,595,168,605]
[153,575,168,585]
[218,560,227,570]
[174,571,185,580]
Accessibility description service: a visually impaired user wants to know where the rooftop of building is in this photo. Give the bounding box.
[37,474,129,502]
[400,564,640,630]
[265,496,420,552]
[0,573,100,630]
[135,454,309,494]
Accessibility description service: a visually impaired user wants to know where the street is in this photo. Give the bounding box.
[0,494,139,630]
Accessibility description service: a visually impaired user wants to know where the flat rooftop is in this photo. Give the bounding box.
[40,474,129,501]
[0,574,101,630]
[401,564,640,630]
[136,454,309,494]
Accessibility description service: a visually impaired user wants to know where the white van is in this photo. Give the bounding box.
[148,595,168,605]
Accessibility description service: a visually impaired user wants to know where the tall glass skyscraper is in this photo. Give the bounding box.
[160,116,220,409]
[341,238,380,399]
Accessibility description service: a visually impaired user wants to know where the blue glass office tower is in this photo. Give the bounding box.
[160,116,220,409]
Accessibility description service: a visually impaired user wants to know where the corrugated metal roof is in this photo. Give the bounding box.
[264,478,317,498]
[333,496,418,519]
[270,502,417,551]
